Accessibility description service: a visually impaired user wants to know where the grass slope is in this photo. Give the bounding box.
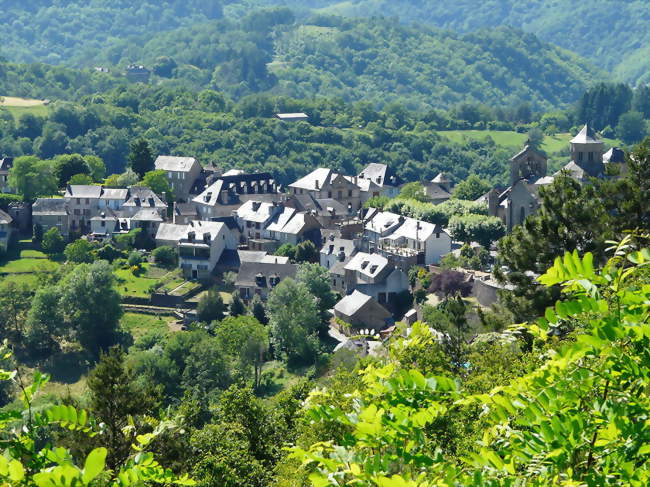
[0,96,49,118]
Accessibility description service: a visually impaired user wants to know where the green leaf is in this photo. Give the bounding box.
[8,460,25,482]
[82,447,107,483]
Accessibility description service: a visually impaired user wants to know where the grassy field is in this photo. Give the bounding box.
[114,264,159,298]
[0,239,60,274]
[120,312,175,340]
[438,130,621,154]
[0,96,49,118]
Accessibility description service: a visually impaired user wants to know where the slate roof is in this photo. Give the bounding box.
[155,223,188,243]
[90,208,120,221]
[358,163,402,187]
[131,208,164,222]
[510,145,546,161]
[264,207,296,233]
[235,261,298,287]
[558,161,588,180]
[238,251,291,264]
[123,187,166,208]
[385,216,445,242]
[100,188,128,200]
[365,211,402,234]
[571,124,602,144]
[344,252,389,278]
[0,157,14,171]
[182,220,225,242]
[425,183,452,200]
[175,203,199,217]
[32,198,69,215]
[235,200,277,223]
[289,168,335,190]
[335,290,373,316]
[431,172,452,184]
[321,235,358,257]
[193,179,224,206]
[154,155,198,172]
[65,185,102,199]
[0,208,12,224]
[603,147,626,164]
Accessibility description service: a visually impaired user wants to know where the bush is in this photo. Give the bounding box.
[64,239,95,263]
[127,250,144,267]
[41,227,65,255]
[152,245,177,268]
[95,244,124,263]
[0,193,21,211]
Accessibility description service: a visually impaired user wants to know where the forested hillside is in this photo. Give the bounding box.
[2,3,604,110]
[305,0,650,84]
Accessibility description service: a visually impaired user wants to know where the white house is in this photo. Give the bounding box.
[178,220,231,279]
[343,252,409,307]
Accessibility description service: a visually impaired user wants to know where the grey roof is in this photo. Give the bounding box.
[431,172,452,184]
[100,188,128,200]
[235,200,277,223]
[385,216,447,242]
[425,182,452,200]
[0,157,14,171]
[236,261,298,288]
[510,145,546,162]
[321,235,358,260]
[124,187,167,208]
[154,155,198,172]
[289,168,335,190]
[155,223,188,243]
[32,198,69,216]
[335,290,373,316]
[358,163,401,187]
[65,185,102,199]
[344,252,389,277]
[558,161,588,180]
[276,113,308,120]
[266,207,298,233]
[603,147,626,164]
[90,208,120,221]
[237,250,290,264]
[193,179,224,207]
[0,208,12,224]
[131,208,164,222]
[182,220,225,242]
[175,203,199,217]
[571,124,602,144]
[365,211,402,235]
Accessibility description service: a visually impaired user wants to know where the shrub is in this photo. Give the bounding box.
[127,250,144,267]
[41,227,65,255]
[152,245,177,267]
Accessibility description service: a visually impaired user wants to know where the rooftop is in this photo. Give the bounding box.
[344,252,389,277]
[65,185,102,199]
[289,168,335,191]
[570,124,603,145]
[154,155,198,172]
[32,198,69,215]
[0,208,12,225]
[334,290,373,316]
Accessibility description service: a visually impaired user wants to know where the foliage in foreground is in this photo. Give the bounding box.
[292,241,650,485]
[0,347,194,487]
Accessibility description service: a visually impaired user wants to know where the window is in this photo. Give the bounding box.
[378,292,386,303]
[348,190,352,197]
[85,198,89,204]
[436,233,440,239]
[578,152,584,162]
[327,191,332,198]
[76,198,80,204]
[337,190,342,199]
[246,221,252,228]
[255,222,261,229]
[74,209,80,215]
[100,220,105,227]
[588,152,594,162]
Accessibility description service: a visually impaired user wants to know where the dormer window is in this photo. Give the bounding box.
[203,232,211,244]
[255,273,265,287]
[148,198,154,207]
[370,265,378,274]
[188,231,195,242]
[361,260,369,270]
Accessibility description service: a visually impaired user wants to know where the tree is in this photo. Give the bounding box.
[448,214,505,247]
[182,337,231,396]
[296,263,337,335]
[496,174,611,321]
[214,316,269,389]
[197,288,226,323]
[25,285,64,356]
[0,347,189,487]
[128,139,154,178]
[250,294,268,325]
[266,278,320,362]
[526,126,544,150]
[0,280,32,345]
[84,155,106,182]
[615,110,647,144]
[58,261,123,355]
[428,269,473,297]
[294,240,318,263]
[275,243,297,260]
[86,346,161,471]
[68,173,93,185]
[451,174,490,200]
[53,153,91,187]
[8,155,58,201]
[32,223,43,243]
[64,238,95,263]
[41,227,65,255]
[152,245,177,267]
[229,293,246,317]
[127,250,144,267]
[399,181,429,202]
[139,169,173,201]
[105,169,140,188]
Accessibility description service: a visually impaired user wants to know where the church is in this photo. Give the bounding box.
[487,125,626,231]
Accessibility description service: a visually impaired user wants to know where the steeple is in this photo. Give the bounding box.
[570,124,604,177]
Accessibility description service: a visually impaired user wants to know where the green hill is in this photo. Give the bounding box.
[305,0,650,84]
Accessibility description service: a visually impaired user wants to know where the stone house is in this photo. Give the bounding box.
[235,261,298,301]
[334,290,393,331]
[343,252,409,308]
[154,156,202,202]
[64,185,103,233]
[357,163,402,198]
[0,209,13,251]
[178,220,231,279]
[0,157,14,193]
[32,198,70,238]
[289,168,362,212]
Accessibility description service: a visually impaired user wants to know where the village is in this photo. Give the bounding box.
[0,123,627,352]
